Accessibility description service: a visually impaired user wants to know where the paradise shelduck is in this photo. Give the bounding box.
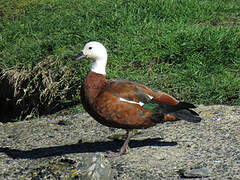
[74,41,201,157]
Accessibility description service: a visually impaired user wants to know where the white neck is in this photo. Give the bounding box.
[90,57,107,75]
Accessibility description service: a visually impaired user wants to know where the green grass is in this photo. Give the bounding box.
[1,0,240,106]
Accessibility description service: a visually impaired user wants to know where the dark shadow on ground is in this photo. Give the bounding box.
[0,138,177,159]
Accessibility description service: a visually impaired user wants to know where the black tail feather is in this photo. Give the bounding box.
[152,101,201,123]
[171,102,201,123]
[170,109,201,123]
[174,102,197,109]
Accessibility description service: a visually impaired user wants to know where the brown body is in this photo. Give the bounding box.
[76,41,201,157]
[81,72,180,129]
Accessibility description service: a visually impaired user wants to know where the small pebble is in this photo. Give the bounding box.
[179,167,211,178]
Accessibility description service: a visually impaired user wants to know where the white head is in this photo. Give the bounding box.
[74,41,108,75]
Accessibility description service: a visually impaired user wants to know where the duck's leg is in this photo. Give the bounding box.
[105,130,132,158]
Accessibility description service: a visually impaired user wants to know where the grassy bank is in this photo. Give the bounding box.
[0,0,239,119]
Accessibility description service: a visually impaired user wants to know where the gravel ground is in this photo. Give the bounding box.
[0,105,239,179]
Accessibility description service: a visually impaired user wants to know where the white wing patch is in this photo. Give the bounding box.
[119,97,144,106]
[146,94,153,100]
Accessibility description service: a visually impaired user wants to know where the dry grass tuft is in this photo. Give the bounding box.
[0,56,81,121]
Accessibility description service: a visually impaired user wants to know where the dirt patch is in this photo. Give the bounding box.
[0,56,81,122]
[0,105,239,179]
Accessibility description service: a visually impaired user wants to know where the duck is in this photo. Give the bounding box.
[74,41,201,157]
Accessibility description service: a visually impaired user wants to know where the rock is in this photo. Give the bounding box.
[77,154,113,180]
[179,167,211,178]
[25,154,113,180]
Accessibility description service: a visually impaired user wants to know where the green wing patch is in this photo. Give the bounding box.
[142,103,159,112]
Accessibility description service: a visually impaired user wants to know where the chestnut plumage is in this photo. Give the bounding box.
[75,41,201,157]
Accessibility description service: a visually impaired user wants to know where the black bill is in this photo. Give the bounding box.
[73,51,86,60]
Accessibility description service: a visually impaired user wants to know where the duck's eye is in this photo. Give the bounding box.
[88,47,92,50]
